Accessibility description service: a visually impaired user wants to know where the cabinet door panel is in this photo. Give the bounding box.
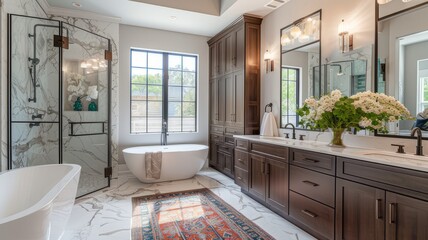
[223,153,234,177]
[225,74,234,125]
[336,179,385,240]
[224,33,234,73]
[234,71,245,127]
[217,40,225,76]
[386,192,428,240]
[209,79,218,125]
[209,142,218,167]
[217,77,226,125]
[249,153,266,202]
[266,158,288,217]
[209,44,217,78]
[235,26,245,70]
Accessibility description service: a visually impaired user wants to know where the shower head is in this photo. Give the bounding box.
[28,57,40,66]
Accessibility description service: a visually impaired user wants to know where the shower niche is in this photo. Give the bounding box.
[8,14,112,197]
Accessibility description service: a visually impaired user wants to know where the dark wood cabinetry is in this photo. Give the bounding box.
[208,15,262,177]
[234,138,428,240]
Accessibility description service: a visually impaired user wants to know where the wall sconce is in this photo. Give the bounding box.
[264,50,274,73]
[338,19,353,53]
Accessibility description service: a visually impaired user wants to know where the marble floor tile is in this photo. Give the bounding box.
[62,168,316,240]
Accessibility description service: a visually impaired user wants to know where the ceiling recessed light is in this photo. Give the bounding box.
[72,2,82,8]
[170,16,177,21]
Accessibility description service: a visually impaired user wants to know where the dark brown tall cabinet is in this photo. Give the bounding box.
[208,15,262,178]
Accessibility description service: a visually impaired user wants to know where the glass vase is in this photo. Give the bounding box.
[328,128,345,147]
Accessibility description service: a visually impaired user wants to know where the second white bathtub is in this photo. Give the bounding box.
[123,144,208,183]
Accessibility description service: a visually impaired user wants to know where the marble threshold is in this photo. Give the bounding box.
[62,167,315,240]
[234,135,428,172]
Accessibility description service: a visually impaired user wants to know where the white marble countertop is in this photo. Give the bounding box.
[234,135,428,173]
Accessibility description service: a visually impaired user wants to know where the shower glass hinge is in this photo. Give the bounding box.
[104,167,112,178]
[105,50,112,61]
[54,35,69,49]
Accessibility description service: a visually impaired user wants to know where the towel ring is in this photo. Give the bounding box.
[265,103,273,113]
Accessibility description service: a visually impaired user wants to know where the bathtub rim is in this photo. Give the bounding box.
[122,144,209,155]
[0,164,81,225]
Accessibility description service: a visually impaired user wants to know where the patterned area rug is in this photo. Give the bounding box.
[132,188,275,240]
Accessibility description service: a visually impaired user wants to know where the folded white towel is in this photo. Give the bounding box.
[260,112,279,137]
[145,151,162,179]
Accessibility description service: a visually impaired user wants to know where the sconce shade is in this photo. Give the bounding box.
[338,19,348,36]
[264,50,271,61]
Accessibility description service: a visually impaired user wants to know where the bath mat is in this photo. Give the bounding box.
[131,188,275,240]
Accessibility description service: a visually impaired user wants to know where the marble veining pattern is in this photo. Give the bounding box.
[62,168,315,240]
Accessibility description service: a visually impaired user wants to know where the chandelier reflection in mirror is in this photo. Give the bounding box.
[281,11,321,52]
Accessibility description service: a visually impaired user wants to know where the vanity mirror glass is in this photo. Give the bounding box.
[376,1,428,137]
[280,10,322,128]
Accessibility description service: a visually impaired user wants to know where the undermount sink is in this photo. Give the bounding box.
[363,151,428,163]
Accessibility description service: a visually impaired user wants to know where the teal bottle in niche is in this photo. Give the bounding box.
[73,97,83,111]
[88,101,97,111]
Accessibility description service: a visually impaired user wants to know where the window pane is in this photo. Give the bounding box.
[183,56,196,72]
[168,86,182,101]
[183,118,196,131]
[168,102,182,117]
[183,102,195,117]
[132,51,147,67]
[282,81,289,113]
[131,85,146,100]
[289,116,297,126]
[169,70,182,86]
[289,81,297,113]
[132,68,146,84]
[423,78,428,101]
[148,69,162,84]
[147,117,162,133]
[289,69,297,81]
[183,72,196,86]
[131,117,146,133]
[282,69,288,80]
[183,87,195,101]
[148,52,163,69]
[147,101,162,116]
[131,101,146,117]
[168,117,181,132]
[147,85,162,100]
[169,55,182,70]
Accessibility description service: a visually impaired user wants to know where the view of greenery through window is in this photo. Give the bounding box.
[420,77,428,113]
[281,67,299,127]
[130,49,197,133]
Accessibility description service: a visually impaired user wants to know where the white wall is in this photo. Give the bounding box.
[118,24,209,163]
[261,0,376,127]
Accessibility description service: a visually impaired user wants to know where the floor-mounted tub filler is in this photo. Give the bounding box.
[123,144,209,183]
[0,164,81,240]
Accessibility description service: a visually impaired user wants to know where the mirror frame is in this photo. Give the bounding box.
[374,1,428,139]
[279,9,322,129]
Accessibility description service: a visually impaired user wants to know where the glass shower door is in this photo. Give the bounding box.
[9,15,61,169]
[61,23,111,197]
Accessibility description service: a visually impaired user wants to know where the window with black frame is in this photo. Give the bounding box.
[130,49,197,134]
[281,67,300,127]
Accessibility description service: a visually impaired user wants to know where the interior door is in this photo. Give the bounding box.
[61,23,111,197]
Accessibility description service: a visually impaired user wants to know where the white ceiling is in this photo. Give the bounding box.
[44,0,285,36]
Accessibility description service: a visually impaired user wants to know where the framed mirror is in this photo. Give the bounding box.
[280,10,322,128]
[375,1,428,138]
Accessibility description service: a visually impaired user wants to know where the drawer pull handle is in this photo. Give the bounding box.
[302,158,320,163]
[302,180,319,187]
[389,203,396,224]
[238,158,243,162]
[301,209,318,218]
[237,176,242,180]
[376,199,382,219]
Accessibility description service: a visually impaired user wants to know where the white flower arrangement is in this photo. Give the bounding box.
[297,90,412,133]
[85,85,98,101]
[67,73,86,102]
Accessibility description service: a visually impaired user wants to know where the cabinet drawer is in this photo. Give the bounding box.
[338,157,428,198]
[210,125,224,134]
[225,127,244,135]
[234,167,248,191]
[235,139,248,150]
[290,149,335,175]
[251,142,288,161]
[235,149,249,170]
[290,165,335,207]
[290,191,334,240]
[218,144,234,155]
[210,134,224,143]
[224,135,235,145]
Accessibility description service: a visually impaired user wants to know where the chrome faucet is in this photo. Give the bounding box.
[411,127,424,156]
[284,123,296,140]
[161,120,169,146]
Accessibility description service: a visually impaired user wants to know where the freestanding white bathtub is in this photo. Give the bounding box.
[0,164,81,240]
[123,144,209,183]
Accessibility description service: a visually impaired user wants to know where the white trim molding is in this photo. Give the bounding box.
[36,0,122,23]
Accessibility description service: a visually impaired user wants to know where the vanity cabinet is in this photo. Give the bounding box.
[208,15,262,178]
